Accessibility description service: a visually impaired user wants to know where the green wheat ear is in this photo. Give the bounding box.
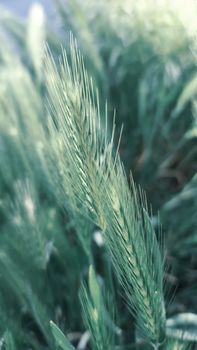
[45,35,166,347]
[89,265,101,308]
[80,265,114,350]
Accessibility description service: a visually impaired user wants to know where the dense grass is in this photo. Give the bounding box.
[0,1,197,349]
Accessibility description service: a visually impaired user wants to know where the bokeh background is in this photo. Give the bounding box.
[1,0,52,17]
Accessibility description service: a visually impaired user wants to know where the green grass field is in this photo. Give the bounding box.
[0,1,197,349]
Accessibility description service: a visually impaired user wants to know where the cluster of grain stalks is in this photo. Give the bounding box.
[0,1,197,350]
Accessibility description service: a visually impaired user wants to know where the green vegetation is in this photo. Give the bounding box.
[0,1,197,350]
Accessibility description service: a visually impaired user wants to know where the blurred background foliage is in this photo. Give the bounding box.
[0,0,197,349]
